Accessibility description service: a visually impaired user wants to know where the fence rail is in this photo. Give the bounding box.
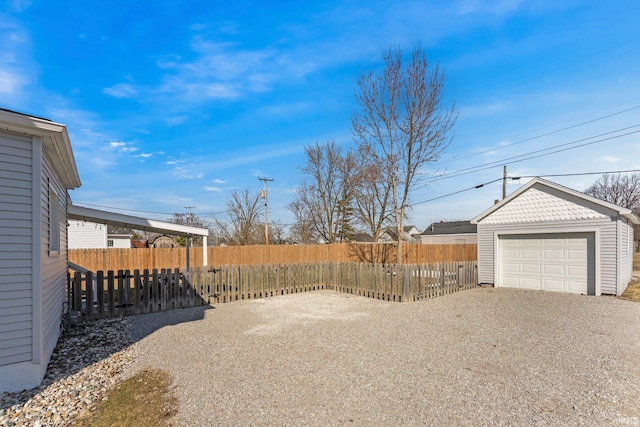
[67,261,478,323]
[69,243,477,272]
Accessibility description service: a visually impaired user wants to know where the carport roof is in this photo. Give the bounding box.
[471,177,640,225]
[68,205,209,237]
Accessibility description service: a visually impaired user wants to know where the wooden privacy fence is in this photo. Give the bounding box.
[69,243,477,272]
[67,261,478,322]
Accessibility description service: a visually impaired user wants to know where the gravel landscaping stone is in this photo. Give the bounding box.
[0,318,136,427]
[2,288,638,426]
[125,288,640,426]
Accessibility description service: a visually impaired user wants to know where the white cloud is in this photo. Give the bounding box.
[137,153,152,158]
[173,164,204,179]
[152,35,317,102]
[0,70,23,94]
[164,115,188,126]
[602,156,619,163]
[7,0,32,13]
[103,83,138,98]
[109,141,126,148]
[204,186,222,192]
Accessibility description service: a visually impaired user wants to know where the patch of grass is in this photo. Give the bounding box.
[620,278,640,302]
[73,368,177,427]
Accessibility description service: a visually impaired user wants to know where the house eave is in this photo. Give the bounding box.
[0,109,81,189]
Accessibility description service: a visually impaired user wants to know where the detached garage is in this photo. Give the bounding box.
[471,178,638,296]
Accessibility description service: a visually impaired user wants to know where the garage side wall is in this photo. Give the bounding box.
[476,218,619,295]
[618,218,634,295]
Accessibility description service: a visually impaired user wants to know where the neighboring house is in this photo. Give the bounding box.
[68,220,107,248]
[471,177,639,296]
[379,225,421,243]
[421,221,477,244]
[0,109,81,392]
[68,221,132,249]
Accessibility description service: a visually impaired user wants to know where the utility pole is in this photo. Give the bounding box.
[184,206,195,226]
[258,177,274,244]
[502,165,507,200]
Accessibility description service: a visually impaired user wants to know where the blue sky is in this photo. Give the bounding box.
[2,0,640,232]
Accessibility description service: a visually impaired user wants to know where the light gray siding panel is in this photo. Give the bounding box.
[0,276,31,290]
[0,132,33,366]
[0,303,31,317]
[0,316,31,333]
[0,328,31,342]
[0,339,31,358]
[0,290,31,305]
[476,224,494,284]
[39,154,66,367]
[618,219,633,293]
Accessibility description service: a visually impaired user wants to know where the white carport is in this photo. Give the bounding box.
[68,205,209,269]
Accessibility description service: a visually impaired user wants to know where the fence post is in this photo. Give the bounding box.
[96,271,104,319]
[72,271,82,314]
[85,271,94,319]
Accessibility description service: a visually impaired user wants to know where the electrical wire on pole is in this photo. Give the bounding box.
[258,177,274,244]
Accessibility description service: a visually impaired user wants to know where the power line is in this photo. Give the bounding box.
[516,169,640,179]
[409,168,640,209]
[421,125,640,184]
[441,104,640,166]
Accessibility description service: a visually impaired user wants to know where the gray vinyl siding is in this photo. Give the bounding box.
[476,224,494,284]
[476,218,620,295]
[619,219,633,294]
[40,152,66,367]
[0,131,33,365]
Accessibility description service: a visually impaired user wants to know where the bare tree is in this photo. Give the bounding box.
[269,220,290,245]
[213,189,263,245]
[291,141,356,243]
[288,198,317,243]
[585,173,640,249]
[352,144,394,241]
[168,212,210,246]
[352,43,457,264]
[584,173,640,210]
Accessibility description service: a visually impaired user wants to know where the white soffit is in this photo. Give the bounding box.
[68,205,208,237]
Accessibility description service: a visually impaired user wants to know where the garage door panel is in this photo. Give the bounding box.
[522,264,541,274]
[544,264,564,275]
[568,249,587,260]
[498,233,594,295]
[522,278,543,288]
[522,249,542,259]
[544,279,565,291]
[543,249,564,260]
[502,263,521,273]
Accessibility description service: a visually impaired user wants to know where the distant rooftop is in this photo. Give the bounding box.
[422,220,477,235]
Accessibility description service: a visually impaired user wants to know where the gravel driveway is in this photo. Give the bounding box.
[126,288,640,426]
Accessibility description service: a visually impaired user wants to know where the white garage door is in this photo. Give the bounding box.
[499,233,595,295]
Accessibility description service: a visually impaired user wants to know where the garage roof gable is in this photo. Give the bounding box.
[471,177,640,225]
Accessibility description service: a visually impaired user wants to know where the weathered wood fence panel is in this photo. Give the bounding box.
[69,243,477,272]
[67,261,477,323]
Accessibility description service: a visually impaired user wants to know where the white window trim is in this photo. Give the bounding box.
[48,182,60,255]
